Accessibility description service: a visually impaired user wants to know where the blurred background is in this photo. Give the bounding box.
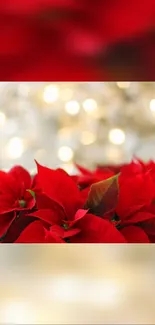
[0,245,155,324]
[1,83,155,324]
[1,82,155,172]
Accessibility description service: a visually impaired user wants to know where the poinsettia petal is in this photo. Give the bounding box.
[75,164,92,175]
[36,161,82,217]
[64,229,81,238]
[148,235,155,243]
[80,187,90,203]
[95,167,114,177]
[71,213,126,243]
[120,226,150,243]
[9,166,32,197]
[140,217,155,236]
[70,209,88,227]
[30,209,61,225]
[0,212,16,238]
[35,193,65,216]
[3,213,34,243]
[15,221,46,243]
[45,229,65,243]
[0,170,13,192]
[0,195,16,214]
[123,211,155,225]
[9,166,31,187]
[50,224,65,237]
[117,170,155,219]
[85,174,119,216]
[15,220,60,243]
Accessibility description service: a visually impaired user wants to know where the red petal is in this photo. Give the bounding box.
[75,164,92,175]
[15,220,64,243]
[9,166,32,197]
[3,214,35,243]
[123,211,155,225]
[63,228,81,238]
[15,221,46,243]
[30,209,61,225]
[36,193,64,214]
[140,217,155,236]
[71,214,126,243]
[117,171,155,218]
[36,161,81,217]
[80,187,90,203]
[0,212,16,238]
[45,229,65,243]
[70,209,88,227]
[0,194,15,214]
[50,224,65,237]
[120,226,150,243]
[0,171,16,202]
[9,166,31,186]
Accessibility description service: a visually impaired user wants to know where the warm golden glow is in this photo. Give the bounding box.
[58,146,74,162]
[108,128,125,145]
[5,137,25,159]
[43,84,59,103]
[65,100,80,115]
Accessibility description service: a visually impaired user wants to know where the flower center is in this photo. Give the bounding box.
[62,223,69,230]
[111,213,121,228]
[18,200,26,208]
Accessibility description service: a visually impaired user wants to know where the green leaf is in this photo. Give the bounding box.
[26,189,36,199]
[85,174,120,216]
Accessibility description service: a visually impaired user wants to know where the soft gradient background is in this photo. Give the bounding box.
[0,245,155,324]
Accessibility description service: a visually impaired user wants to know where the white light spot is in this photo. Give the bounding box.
[43,84,59,103]
[6,137,24,159]
[58,146,74,162]
[150,99,155,112]
[65,100,80,115]
[108,128,125,145]
[82,98,97,113]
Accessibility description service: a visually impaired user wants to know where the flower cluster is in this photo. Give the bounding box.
[0,0,155,80]
[1,159,155,243]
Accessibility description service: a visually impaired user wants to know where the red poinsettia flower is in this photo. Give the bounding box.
[83,163,154,243]
[22,162,126,243]
[15,220,65,243]
[111,160,155,242]
[17,208,126,243]
[0,166,36,215]
[116,161,155,220]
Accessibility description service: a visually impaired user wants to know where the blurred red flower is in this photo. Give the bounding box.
[0,0,155,80]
